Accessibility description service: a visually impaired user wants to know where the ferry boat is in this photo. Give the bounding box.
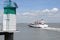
[28,19,48,28]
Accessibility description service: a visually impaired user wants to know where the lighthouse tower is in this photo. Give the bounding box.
[3,0,18,31]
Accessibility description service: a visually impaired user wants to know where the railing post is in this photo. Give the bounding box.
[5,32,14,40]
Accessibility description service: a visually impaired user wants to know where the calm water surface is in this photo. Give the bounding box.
[0,23,60,40]
[15,23,60,40]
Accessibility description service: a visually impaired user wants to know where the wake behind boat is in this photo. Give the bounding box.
[28,19,48,28]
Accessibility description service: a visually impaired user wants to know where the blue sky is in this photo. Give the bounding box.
[0,0,60,23]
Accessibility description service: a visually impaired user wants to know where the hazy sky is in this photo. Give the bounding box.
[0,0,60,23]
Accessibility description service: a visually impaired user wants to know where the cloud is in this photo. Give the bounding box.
[22,11,38,17]
[0,10,3,16]
[42,9,50,13]
[21,8,59,18]
[16,8,60,23]
[51,8,59,12]
[23,12,35,16]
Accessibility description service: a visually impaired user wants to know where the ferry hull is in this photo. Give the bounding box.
[28,24,48,28]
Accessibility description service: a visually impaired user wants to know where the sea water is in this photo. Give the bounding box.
[0,23,60,40]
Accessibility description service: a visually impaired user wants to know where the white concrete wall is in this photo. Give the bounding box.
[3,14,16,31]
